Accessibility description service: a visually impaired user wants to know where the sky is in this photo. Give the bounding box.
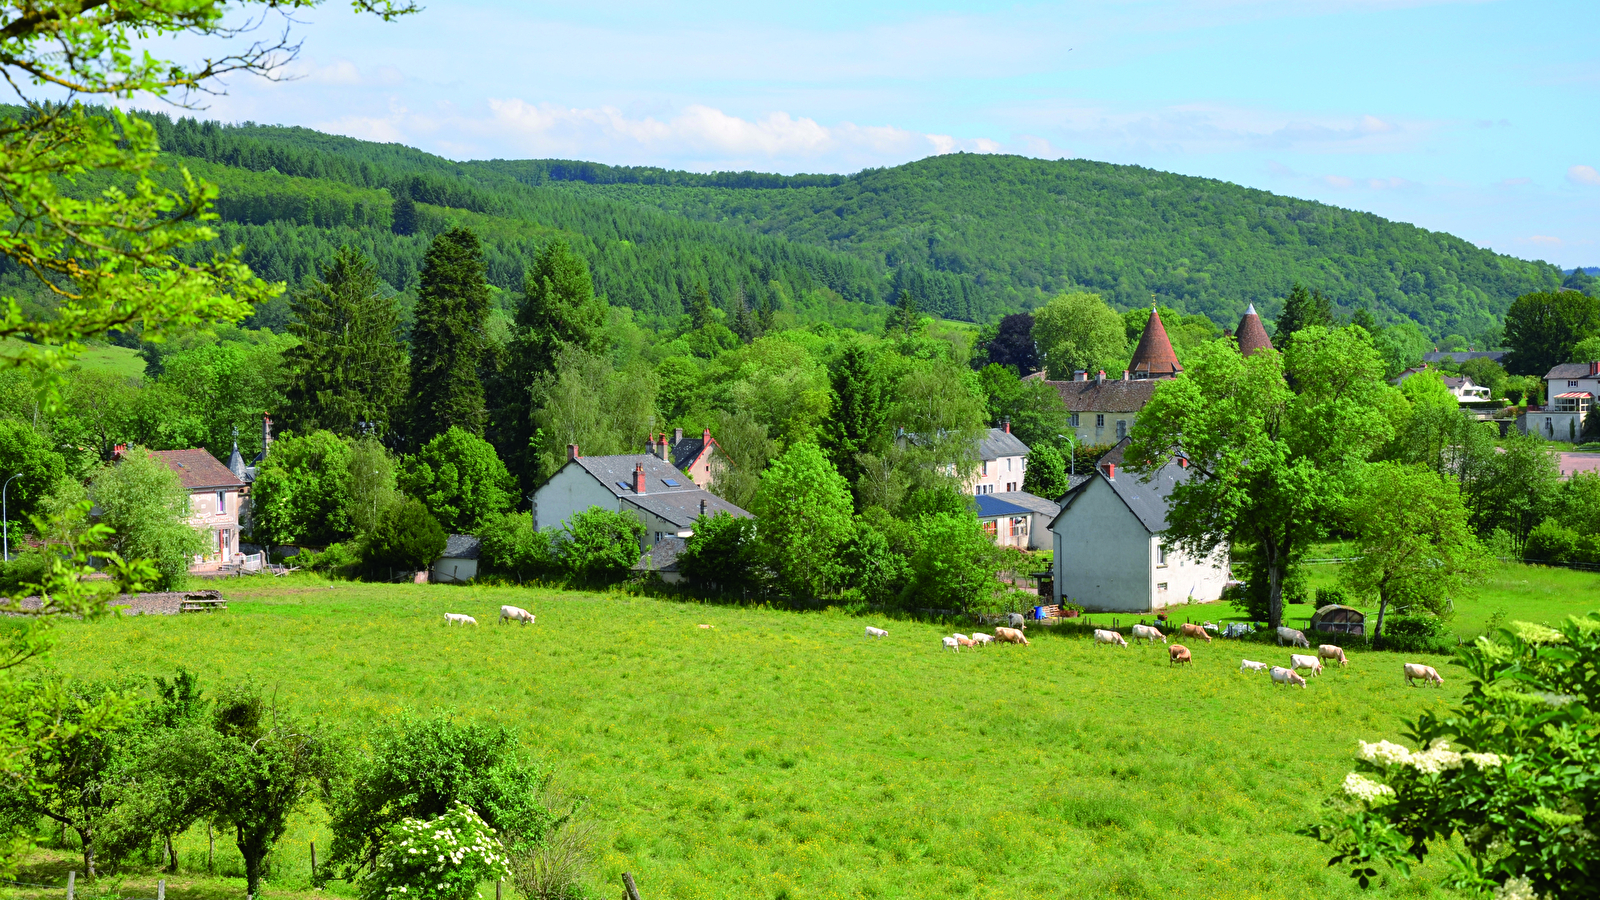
[151,0,1600,267]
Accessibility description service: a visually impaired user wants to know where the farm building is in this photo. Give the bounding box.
[975,491,1059,550]
[431,534,481,584]
[1311,604,1366,636]
[1047,441,1229,613]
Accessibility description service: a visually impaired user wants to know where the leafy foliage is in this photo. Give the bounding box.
[88,448,205,590]
[398,426,518,534]
[674,511,759,596]
[249,430,356,547]
[361,497,446,574]
[408,228,492,442]
[359,802,510,900]
[751,443,854,601]
[1033,292,1126,379]
[1501,290,1600,376]
[554,507,644,586]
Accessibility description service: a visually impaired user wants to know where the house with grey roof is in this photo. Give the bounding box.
[431,534,482,584]
[643,427,722,491]
[631,535,686,584]
[1047,440,1229,613]
[532,445,752,553]
[1521,361,1600,443]
[975,491,1059,550]
[972,424,1031,494]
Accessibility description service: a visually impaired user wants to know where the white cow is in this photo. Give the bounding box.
[1290,653,1324,677]
[942,636,960,653]
[971,632,994,646]
[1270,666,1307,688]
[444,613,477,626]
[1131,624,1166,644]
[1093,628,1128,647]
[994,627,1031,645]
[1404,663,1444,687]
[864,626,888,639]
[1276,626,1311,648]
[952,633,976,648]
[1007,612,1028,630]
[1318,644,1348,667]
[1239,659,1269,673]
[499,605,535,625]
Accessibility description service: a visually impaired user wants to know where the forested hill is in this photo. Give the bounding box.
[490,153,1565,340]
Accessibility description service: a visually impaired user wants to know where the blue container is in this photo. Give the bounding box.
[1033,606,1048,620]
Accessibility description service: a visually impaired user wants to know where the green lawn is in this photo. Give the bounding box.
[19,577,1534,900]
[0,340,146,379]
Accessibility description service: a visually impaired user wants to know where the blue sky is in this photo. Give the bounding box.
[172,0,1600,267]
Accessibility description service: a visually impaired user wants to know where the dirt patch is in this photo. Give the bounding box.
[14,590,225,616]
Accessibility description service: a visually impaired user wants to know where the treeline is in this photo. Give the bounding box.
[489,158,852,189]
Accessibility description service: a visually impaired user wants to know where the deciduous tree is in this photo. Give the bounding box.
[554,507,643,585]
[1502,289,1600,376]
[249,431,355,548]
[398,427,517,534]
[1032,292,1126,380]
[751,443,854,600]
[89,448,206,590]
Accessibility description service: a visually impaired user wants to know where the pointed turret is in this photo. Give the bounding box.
[1128,303,1182,380]
[1235,303,1274,357]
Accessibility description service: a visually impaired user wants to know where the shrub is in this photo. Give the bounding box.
[676,511,759,597]
[361,498,446,575]
[358,802,509,900]
[477,512,560,583]
[306,542,360,575]
[554,507,643,586]
[1522,517,1579,565]
[1315,587,1347,607]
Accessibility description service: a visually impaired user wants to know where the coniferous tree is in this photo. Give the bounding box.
[884,290,920,337]
[819,343,890,501]
[687,284,715,331]
[732,298,762,344]
[408,228,491,444]
[282,246,407,439]
[1274,283,1333,346]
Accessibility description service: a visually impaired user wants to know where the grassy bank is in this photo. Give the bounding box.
[13,576,1528,900]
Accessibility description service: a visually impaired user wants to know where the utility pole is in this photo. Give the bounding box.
[2,472,21,561]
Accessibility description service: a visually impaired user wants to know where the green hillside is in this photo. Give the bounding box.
[487,154,1565,338]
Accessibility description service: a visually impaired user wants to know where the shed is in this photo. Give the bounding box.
[1311,604,1366,636]
[431,534,481,584]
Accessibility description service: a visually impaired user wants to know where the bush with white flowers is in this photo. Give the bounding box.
[1304,613,1600,899]
[360,802,511,900]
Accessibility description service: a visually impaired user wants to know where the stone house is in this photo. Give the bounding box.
[532,446,751,552]
[149,449,247,567]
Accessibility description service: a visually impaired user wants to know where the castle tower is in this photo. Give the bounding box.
[1128,303,1182,380]
[1235,303,1274,357]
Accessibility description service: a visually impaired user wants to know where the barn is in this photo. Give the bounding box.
[1311,604,1366,636]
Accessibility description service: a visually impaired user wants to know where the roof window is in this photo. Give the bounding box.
[662,478,680,487]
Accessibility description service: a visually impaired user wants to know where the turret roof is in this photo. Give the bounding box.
[1235,303,1274,357]
[1128,305,1182,379]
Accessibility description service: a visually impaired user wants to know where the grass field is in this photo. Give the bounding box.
[0,340,146,379]
[21,576,1577,900]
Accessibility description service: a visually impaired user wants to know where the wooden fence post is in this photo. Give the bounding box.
[208,824,214,871]
[622,872,642,900]
[66,871,74,900]
[157,880,165,900]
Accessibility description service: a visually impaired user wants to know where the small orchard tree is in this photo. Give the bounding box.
[361,498,447,576]
[1340,463,1489,646]
[1306,614,1600,899]
[398,427,517,534]
[554,508,643,586]
[89,448,206,590]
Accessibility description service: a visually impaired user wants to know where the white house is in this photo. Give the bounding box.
[975,491,1061,551]
[431,534,481,584]
[1521,361,1600,443]
[1048,444,1229,613]
[971,425,1030,494]
[532,445,751,552]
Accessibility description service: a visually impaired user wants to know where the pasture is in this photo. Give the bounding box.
[14,579,1548,900]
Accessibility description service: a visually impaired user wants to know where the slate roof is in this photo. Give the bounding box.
[623,491,752,529]
[974,494,1035,518]
[150,449,246,491]
[1423,351,1506,364]
[977,427,1030,460]
[670,436,710,470]
[440,534,481,560]
[1047,378,1160,413]
[1235,303,1274,357]
[1545,362,1600,380]
[1128,306,1182,379]
[573,454,699,497]
[988,491,1061,519]
[226,442,258,484]
[1050,439,1192,534]
[633,536,686,573]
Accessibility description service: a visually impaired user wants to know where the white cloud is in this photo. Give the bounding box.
[1568,164,1600,186]
[1527,235,1563,245]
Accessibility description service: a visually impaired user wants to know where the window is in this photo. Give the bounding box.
[655,532,663,542]
[1117,420,1128,439]
[1570,380,1580,387]
[1007,458,1013,471]
[217,491,226,514]
[981,460,990,476]
[1157,544,1168,567]
[1010,516,1028,537]
[983,520,998,537]
[662,478,680,487]
[1096,414,1105,428]
[1157,582,1169,592]
[1069,412,1080,427]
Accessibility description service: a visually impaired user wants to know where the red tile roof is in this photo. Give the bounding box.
[1129,307,1182,378]
[1235,303,1274,357]
[150,449,246,491]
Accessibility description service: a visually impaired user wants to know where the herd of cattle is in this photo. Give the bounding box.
[880,614,1448,688]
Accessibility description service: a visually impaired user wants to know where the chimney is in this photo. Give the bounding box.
[699,498,708,517]
[633,462,646,494]
[261,412,273,457]
[1074,369,1087,382]
[658,433,669,460]
[567,443,579,460]
[1003,417,1011,434]
[1096,369,1106,384]
[674,426,684,444]
[1591,361,1599,377]
[1179,457,1189,468]
[702,427,711,446]
[1122,370,1130,381]
[1105,462,1116,479]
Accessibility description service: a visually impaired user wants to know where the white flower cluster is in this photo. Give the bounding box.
[1408,740,1465,775]
[1464,752,1503,768]
[1342,772,1395,803]
[1492,876,1540,900]
[1356,739,1496,775]
[1357,740,1415,767]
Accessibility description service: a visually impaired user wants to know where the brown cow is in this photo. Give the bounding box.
[994,627,1031,645]
[1169,644,1192,666]
[1179,622,1213,643]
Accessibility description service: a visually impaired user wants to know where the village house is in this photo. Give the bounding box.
[971,424,1030,494]
[975,491,1061,550]
[1047,441,1229,613]
[1521,361,1600,443]
[149,448,247,567]
[1046,304,1189,446]
[1392,367,1494,405]
[532,445,751,552]
[644,427,722,490]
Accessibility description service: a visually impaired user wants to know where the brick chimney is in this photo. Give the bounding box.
[702,427,711,446]
[674,426,684,444]
[1003,417,1011,434]
[567,443,579,460]
[1074,369,1087,382]
[1105,462,1116,479]
[1096,370,1106,384]
[1591,361,1599,376]
[1179,457,1189,468]
[633,462,646,493]
[658,433,669,459]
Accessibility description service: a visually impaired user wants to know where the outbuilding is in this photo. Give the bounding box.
[1310,604,1366,636]
[431,534,481,584]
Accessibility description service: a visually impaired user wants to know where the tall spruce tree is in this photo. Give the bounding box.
[1274,283,1334,346]
[885,290,920,337]
[819,343,890,501]
[408,228,491,444]
[281,246,407,439]
[494,239,607,487]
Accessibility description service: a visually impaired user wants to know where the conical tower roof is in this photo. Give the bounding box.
[1129,304,1182,379]
[1236,303,1274,357]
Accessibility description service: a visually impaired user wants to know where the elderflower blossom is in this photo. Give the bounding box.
[1492,876,1540,900]
[1407,739,1464,775]
[1342,772,1395,803]
[1357,740,1413,767]
[1464,752,1503,768]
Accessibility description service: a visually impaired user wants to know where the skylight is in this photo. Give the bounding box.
[616,481,631,491]
[662,478,680,487]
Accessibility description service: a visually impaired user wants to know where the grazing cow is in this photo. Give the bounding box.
[1270,666,1307,688]
[1404,663,1444,687]
[1131,624,1166,644]
[1240,659,1269,673]
[1169,644,1192,666]
[971,632,995,646]
[499,605,535,625]
[953,633,976,648]
[1007,612,1028,630]
[698,624,715,629]
[994,627,1031,645]
[1290,653,1324,677]
[942,636,960,653]
[864,626,888,639]
[1276,627,1311,648]
[1179,622,1213,643]
[444,613,477,626]
[1318,644,1348,667]
[1092,628,1128,647]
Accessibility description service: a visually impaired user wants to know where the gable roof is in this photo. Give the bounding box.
[670,436,709,470]
[978,427,1030,460]
[1050,440,1192,534]
[974,494,1034,518]
[572,454,700,497]
[150,449,246,491]
[1545,362,1600,380]
[1235,303,1274,357]
[1128,306,1182,378]
[623,490,752,529]
[440,534,481,560]
[633,536,686,573]
[1045,378,1160,413]
[987,491,1061,519]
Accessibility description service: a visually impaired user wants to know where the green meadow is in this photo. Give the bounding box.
[21,570,1598,900]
